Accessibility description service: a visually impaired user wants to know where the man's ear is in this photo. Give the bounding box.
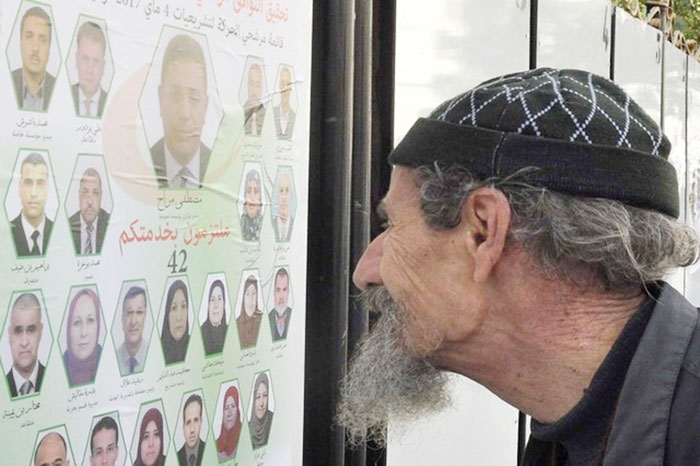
[463,187,511,283]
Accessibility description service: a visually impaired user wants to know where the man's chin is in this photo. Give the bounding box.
[336,287,450,447]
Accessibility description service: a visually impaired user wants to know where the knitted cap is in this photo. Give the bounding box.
[389,68,679,218]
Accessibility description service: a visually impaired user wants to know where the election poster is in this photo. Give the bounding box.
[0,0,311,464]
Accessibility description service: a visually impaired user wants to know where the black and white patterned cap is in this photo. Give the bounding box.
[389,68,679,218]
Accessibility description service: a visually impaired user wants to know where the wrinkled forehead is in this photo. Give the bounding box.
[21,162,48,179]
[80,174,102,190]
[162,59,207,88]
[11,303,41,323]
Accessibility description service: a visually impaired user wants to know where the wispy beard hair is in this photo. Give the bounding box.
[336,286,450,447]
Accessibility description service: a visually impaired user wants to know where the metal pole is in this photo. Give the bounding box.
[303,0,355,464]
[345,1,372,465]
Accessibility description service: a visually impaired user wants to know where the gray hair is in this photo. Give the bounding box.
[415,164,699,292]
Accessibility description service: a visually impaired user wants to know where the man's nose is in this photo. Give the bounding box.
[352,231,385,290]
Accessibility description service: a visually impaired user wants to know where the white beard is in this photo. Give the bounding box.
[336,286,450,447]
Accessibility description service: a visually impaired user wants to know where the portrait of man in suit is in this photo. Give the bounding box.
[10,152,53,257]
[268,268,292,341]
[273,66,295,140]
[69,168,109,255]
[6,292,45,398]
[11,6,56,111]
[90,416,119,466]
[177,394,206,466]
[272,171,294,242]
[243,62,266,136]
[35,431,70,466]
[150,34,210,189]
[115,285,149,376]
[71,21,108,118]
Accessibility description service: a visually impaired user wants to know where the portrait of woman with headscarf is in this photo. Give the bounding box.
[134,407,166,466]
[216,385,243,460]
[236,275,263,348]
[241,168,263,241]
[160,279,190,364]
[63,287,102,386]
[249,372,274,448]
[201,279,228,355]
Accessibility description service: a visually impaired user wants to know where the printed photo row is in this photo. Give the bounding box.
[8,4,297,140]
[5,150,298,258]
[29,374,274,466]
[2,270,292,397]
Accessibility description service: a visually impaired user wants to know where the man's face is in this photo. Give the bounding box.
[35,434,68,466]
[20,15,50,77]
[183,401,202,449]
[76,36,105,98]
[279,68,291,105]
[274,274,289,312]
[122,294,146,348]
[352,166,474,356]
[79,175,102,225]
[277,174,292,222]
[9,304,42,378]
[90,428,118,466]
[19,162,48,226]
[158,59,208,163]
[247,65,262,103]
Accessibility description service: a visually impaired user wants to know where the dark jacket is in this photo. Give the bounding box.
[522,283,700,465]
[69,209,110,255]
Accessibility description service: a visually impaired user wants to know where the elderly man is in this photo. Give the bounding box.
[11,152,53,256]
[243,63,266,136]
[89,416,119,466]
[273,66,295,139]
[12,6,56,111]
[69,168,109,255]
[71,21,108,118]
[35,432,69,466]
[151,34,210,189]
[6,292,45,397]
[339,69,700,464]
[115,286,148,375]
[272,171,294,242]
[177,394,206,466]
[268,267,292,341]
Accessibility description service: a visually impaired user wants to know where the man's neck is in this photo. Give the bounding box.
[430,253,644,424]
[23,212,43,229]
[23,68,45,95]
[165,142,196,168]
[15,362,36,381]
[186,440,200,454]
[280,99,290,114]
[125,339,142,357]
[80,84,98,101]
